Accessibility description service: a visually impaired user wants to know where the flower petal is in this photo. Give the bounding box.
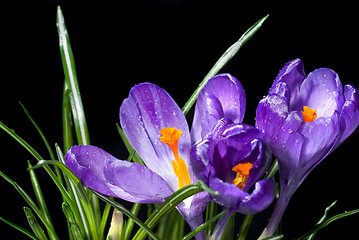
[177,191,210,233]
[209,175,249,210]
[65,145,173,203]
[337,84,359,147]
[296,68,344,118]
[120,83,191,190]
[237,178,276,215]
[256,94,289,138]
[190,139,214,183]
[299,113,340,168]
[202,74,246,123]
[104,160,174,203]
[270,58,306,107]
[191,92,224,144]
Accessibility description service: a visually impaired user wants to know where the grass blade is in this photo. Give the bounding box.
[183,210,227,240]
[123,203,141,240]
[24,207,48,240]
[31,159,99,239]
[55,144,90,239]
[92,191,160,240]
[0,215,37,240]
[0,121,42,160]
[0,170,58,239]
[62,202,84,240]
[306,200,337,240]
[56,6,90,146]
[19,102,56,160]
[133,180,216,240]
[62,82,74,152]
[181,14,269,115]
[295,204,359,240]
[28,161,57,240]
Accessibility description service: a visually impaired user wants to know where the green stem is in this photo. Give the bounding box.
[62,81,74,152]
[28,161,56,240]
[237,214,253,240]
[181,14,269,115]
[123,203,141,240]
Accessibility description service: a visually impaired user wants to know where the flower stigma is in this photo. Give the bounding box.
[301,106,317,123]
[160,127,191,188]
[232,162,253,190]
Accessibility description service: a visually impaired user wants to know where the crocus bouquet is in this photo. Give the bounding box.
[1,6,359,240]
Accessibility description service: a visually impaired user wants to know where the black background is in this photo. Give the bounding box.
[0,0,359,239]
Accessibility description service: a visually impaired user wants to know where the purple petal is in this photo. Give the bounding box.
[209,175,249,210]
[256,94,289,138]
[212,124,265,185]
[104,160,174,203]
[270,58,306,107]
[242,140,272,192]
[269,111,304,183]
[337,84,359,147]
[65,145,173,203]
[190,139,214,183]
[238,178,276,215]
[66,145,116,196]
[296,68,344,118]
[191,92,224,144]
[197,74,245,121]
[120,83,191,190]
[299,113,340,167]
[177,191,210,234]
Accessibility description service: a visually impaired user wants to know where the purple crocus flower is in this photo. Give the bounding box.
[191,120,275,213]
[190,74,276,238]
[256,58,359,238]
[65,82,210,239]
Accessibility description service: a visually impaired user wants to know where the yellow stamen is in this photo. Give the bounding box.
[232,162,253,190]
[301,106,317,123]
[160,127,191,188]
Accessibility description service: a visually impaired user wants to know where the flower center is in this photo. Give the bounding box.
[232,162,253,190]
[301,106,317,123]
[160,127,191,189]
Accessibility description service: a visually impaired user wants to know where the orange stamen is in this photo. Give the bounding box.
[232,162,253,190]
[301,106,317,123]
[160,127,191,188]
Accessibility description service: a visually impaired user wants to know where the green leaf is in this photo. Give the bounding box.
[181,14,269,115]
[123,203,141,240]
[0,171,58,239]
[62,81,74,152]
[24,207,48,240]
[92,191,160,240]
[0,121,42,160]
[55,144,90,239]
[263,235,284,240]
[62,202,83,240]
[205,201,218,236]
[237,214,254,240]
[295,203,359,240]
[265,159,278,179]
[30,159,99,239]
[31,160,80,186]
[133,180,215,240]
[183,209,227,240]
[0,121,70,211]
[57,6,90,146]
[0,215,37,240]
[19,102,56,161]
[306,200,337,240]
[28,161,56,240]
